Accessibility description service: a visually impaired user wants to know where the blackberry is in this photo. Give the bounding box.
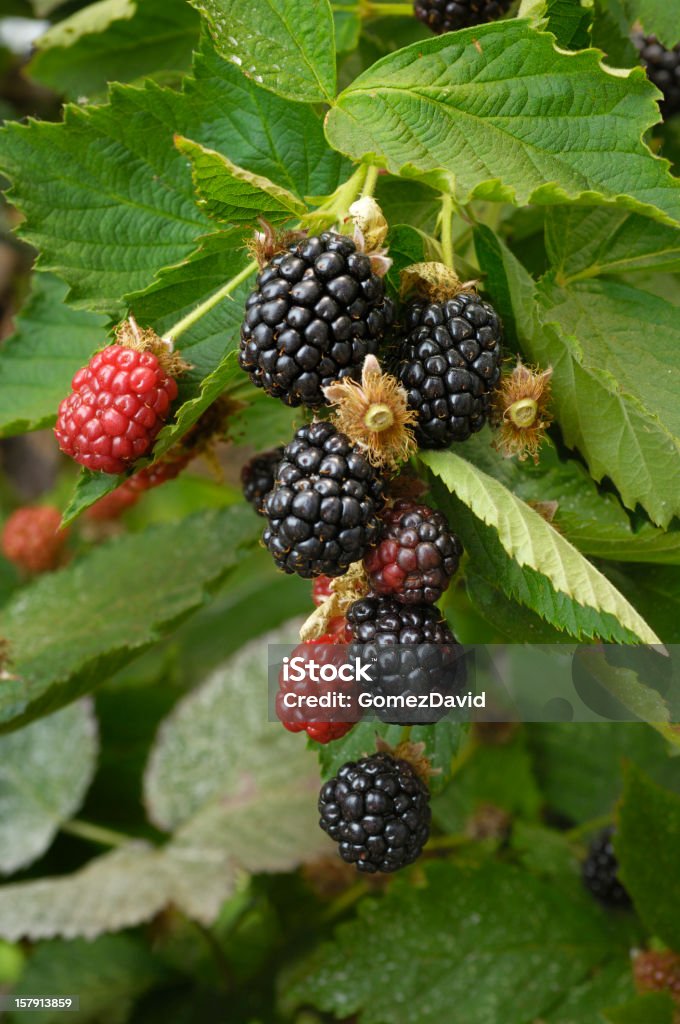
[364,499,462,604]
[318,752,431,873]
[241,447,284,515]
[262,421,385,578]
[633,33,680,118]
[347,595,467,724]
[582,827,631,907]
[239,232,394,408]
[414,0,512,33]
[397,293,503,448]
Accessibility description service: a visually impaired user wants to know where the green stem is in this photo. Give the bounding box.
[364,2,414,15]
[61,818,134,848]
[321,881,369,921]
[399,725,412,744]
[361,164,381,198]
[439,193,454,270]
[565,813,614,843]
[167,260,259,341]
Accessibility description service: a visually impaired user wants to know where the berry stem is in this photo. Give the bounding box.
[167,259,259,341]
[61,817,134,848]
[304,164,368,232]
[439,193,455,270]
[361,164,381,199]
[362,2,414,15]
[565,813,614,843]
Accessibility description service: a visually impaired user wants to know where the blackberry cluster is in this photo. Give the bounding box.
[397,294,503,448]
[414,0,512,33]
[262,421,384,578]
[347,595,467,723]
[239,233,394,408]
[634,33,680,118]
[241,447,284,515]
[364,499,462,604]
[582,827,631,907]
[318,752,431,873]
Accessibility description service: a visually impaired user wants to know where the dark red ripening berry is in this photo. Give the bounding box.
[276,635,359,744]
[2,506,69,574]
[55,344,178,474]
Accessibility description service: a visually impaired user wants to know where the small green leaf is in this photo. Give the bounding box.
[604,993,677,1024]
[283,861,635,1024]
[0,274,106,438]
[617,765,680,949]
[0,702,98,875]
[61,470,123,527]
[545,207,680,281]
[188,0,336,102]
[421,450,660,643]
[326,21,680,226]
[28,0,199,99]
[0,506,260,731]
[623,0,678,49]
[175,135,307,225]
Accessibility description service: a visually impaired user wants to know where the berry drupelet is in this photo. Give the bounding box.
[347,595,467,724]
[582,827,631,907]
[364,499,462,604]
[414,0,512,33]
[319,752,431,873]
[397,292,503,448]
[241,447,284,515]
[634,33,680,118]
[239,232,394,408]
[55,344,178,474]
[262,421,385,579]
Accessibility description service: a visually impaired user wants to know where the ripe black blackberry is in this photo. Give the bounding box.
[347,595,467,724]
[633,33,680,118]
[364,499,462,604]
[582,827,631,907]
[241,447,284,515]
[414,0,512,33]
[262,421,385,578]
[397,293,503,448]
[318,752,431,873]
[239,232,394,408]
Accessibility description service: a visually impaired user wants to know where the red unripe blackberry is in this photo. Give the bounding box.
[582,827,631,907]
[312,575,333,606]
[346,595,467,724]
[634,950,680,1003]
[262,421,385,579]
[241,447,284,515]
[414,0,512,33]
[239,232,394,408]
[319,752,431,873]
[2,506,69,574]
[85,448,192,521]
[634,33,680,118]
[397,294,503,448]
[364,499,462,604]
[55,343,179,474]
[276,635,359,744]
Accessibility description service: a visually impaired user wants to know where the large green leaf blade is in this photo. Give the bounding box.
[188,0,336,102]
[0,702,98,875]
[421,449,660,643]
[326,21,680,226]
[0,506,260,731]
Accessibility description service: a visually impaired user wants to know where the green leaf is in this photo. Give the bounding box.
[175,135,306,224]
[536,277,680,526]
[384,223,429,295]
[527,0,593,50]
[604,564,680,645]
[334,4,361,53]
[0,701,97,875]
[623,0,678,49]
[283,861,635,1024]
[28,0,199,100]
[0,274,107,438]
[8,935,167,1024]
[326,21,680,226]
[421,450,660,643]
[0,506,260,731]
[617,765,680,949]
[545,206,680,281]
[591,0,639,67]
[604,993,677,1024]
[543,962,637,1023]
[61,470,123,527]
[188,0,336,102]
[526,722,680,823]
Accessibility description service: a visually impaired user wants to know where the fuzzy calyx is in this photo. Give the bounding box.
[323,355,417,471]
[492,360,553,463]
[246,218,307,268]
[374,736,439,785]
[116,316,189,378]
[299,562,369,641]
[400,261,478,303]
